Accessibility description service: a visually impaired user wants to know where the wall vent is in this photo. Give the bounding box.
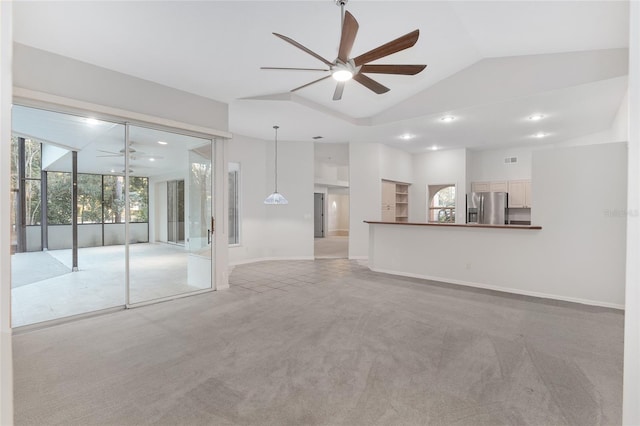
[504,156,518,164]
[312,136,324,140]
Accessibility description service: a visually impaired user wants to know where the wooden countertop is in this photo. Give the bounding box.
[364,221,542,230]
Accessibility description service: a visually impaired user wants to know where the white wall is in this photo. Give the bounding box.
[13,44,228,132]
[379,144,413,183]
[411,149,468,223]
[349,142,382,258]
[264,140,314,259]
[0,2,13,423]
[228,135,314,264]
[370,142,627,309]
[328,191,349,235]
[228,135,268,263]
[468,146,533,182]
[624,2,640,424]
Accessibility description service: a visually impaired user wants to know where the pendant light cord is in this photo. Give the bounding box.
[273,125,279,193]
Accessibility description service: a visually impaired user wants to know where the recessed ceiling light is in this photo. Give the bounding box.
[440,115,456,123]
[431,145,439,151]
[110,169,115,173]
[399,133,415,141]
[528,114,546,121]
[85,118,99,126]
[157,141,168,145]
[149,158,155,162]
[533,132,548,139]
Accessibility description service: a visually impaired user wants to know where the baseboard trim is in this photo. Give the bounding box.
[348,256,368,260]
[229,256,315,267]
[369,267,624,310]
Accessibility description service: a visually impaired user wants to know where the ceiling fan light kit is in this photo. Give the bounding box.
[261,0,427,101]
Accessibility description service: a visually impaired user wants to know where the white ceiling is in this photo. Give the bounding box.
[12,1,630,152]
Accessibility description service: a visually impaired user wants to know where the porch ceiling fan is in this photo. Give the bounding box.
[97,142,163,161]
[261,0,427,100]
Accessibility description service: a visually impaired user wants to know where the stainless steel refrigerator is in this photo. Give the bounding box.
[467,192,508,224]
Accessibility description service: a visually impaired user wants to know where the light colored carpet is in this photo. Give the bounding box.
[13,259,623,425]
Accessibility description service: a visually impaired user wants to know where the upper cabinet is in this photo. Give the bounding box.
[507,180,532,208]
[471,181,507,193]
[472,179,532,208]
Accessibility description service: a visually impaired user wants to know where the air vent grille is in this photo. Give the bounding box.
[312,136,324,140]
[504,156,518,164]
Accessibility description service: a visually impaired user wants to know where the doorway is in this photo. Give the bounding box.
[314,192,324,238]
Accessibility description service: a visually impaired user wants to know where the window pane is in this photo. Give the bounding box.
[47,172,72,225]
[103,175,125,223]
[11,136,19,190]
[433,186,456,207]
[78,174,103,224]
[24,139,41,179]
[129,177,149,223]
[25,179,42,225]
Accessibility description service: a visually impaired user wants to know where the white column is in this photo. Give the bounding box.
[624,2,640,425]
[0,1,14,424]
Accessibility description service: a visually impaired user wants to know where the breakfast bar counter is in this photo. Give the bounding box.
[363,220,559,302]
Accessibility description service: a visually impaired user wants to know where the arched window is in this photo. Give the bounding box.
[429,185,456,223]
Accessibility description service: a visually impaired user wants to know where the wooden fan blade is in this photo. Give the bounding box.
[338,11,359,63]
[360,64,427,75]
[261,67,330,72]
[273,33,334,67]
[353,29,420,67]
[353,73,390,94]
[333,82,346,101]
[291,75,333,92]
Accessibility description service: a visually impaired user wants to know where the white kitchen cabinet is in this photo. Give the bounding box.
[471,181,507,193]
[508,180,532,208]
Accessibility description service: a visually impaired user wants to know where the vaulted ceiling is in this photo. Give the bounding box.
[12,1,630,152]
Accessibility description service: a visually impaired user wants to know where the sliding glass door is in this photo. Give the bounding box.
[10,105,216,326]
[128,125,213,304]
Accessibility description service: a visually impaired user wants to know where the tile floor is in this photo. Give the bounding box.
[11,243,211,327]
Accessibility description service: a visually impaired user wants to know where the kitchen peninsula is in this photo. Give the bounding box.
[364,220,581,305]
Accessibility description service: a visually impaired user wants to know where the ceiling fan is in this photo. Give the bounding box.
[97,142,163,161]
[261,0,427,101]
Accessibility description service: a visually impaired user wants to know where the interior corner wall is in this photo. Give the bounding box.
[411,149,468,223]
[0,1,13,423]
[13,44,228,131]
[624,2,640,424]
[228,135,314,265]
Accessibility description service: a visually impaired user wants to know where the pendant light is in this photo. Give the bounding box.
[264,125,288,205]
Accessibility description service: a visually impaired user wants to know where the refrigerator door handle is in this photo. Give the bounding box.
[478,196,484,224]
